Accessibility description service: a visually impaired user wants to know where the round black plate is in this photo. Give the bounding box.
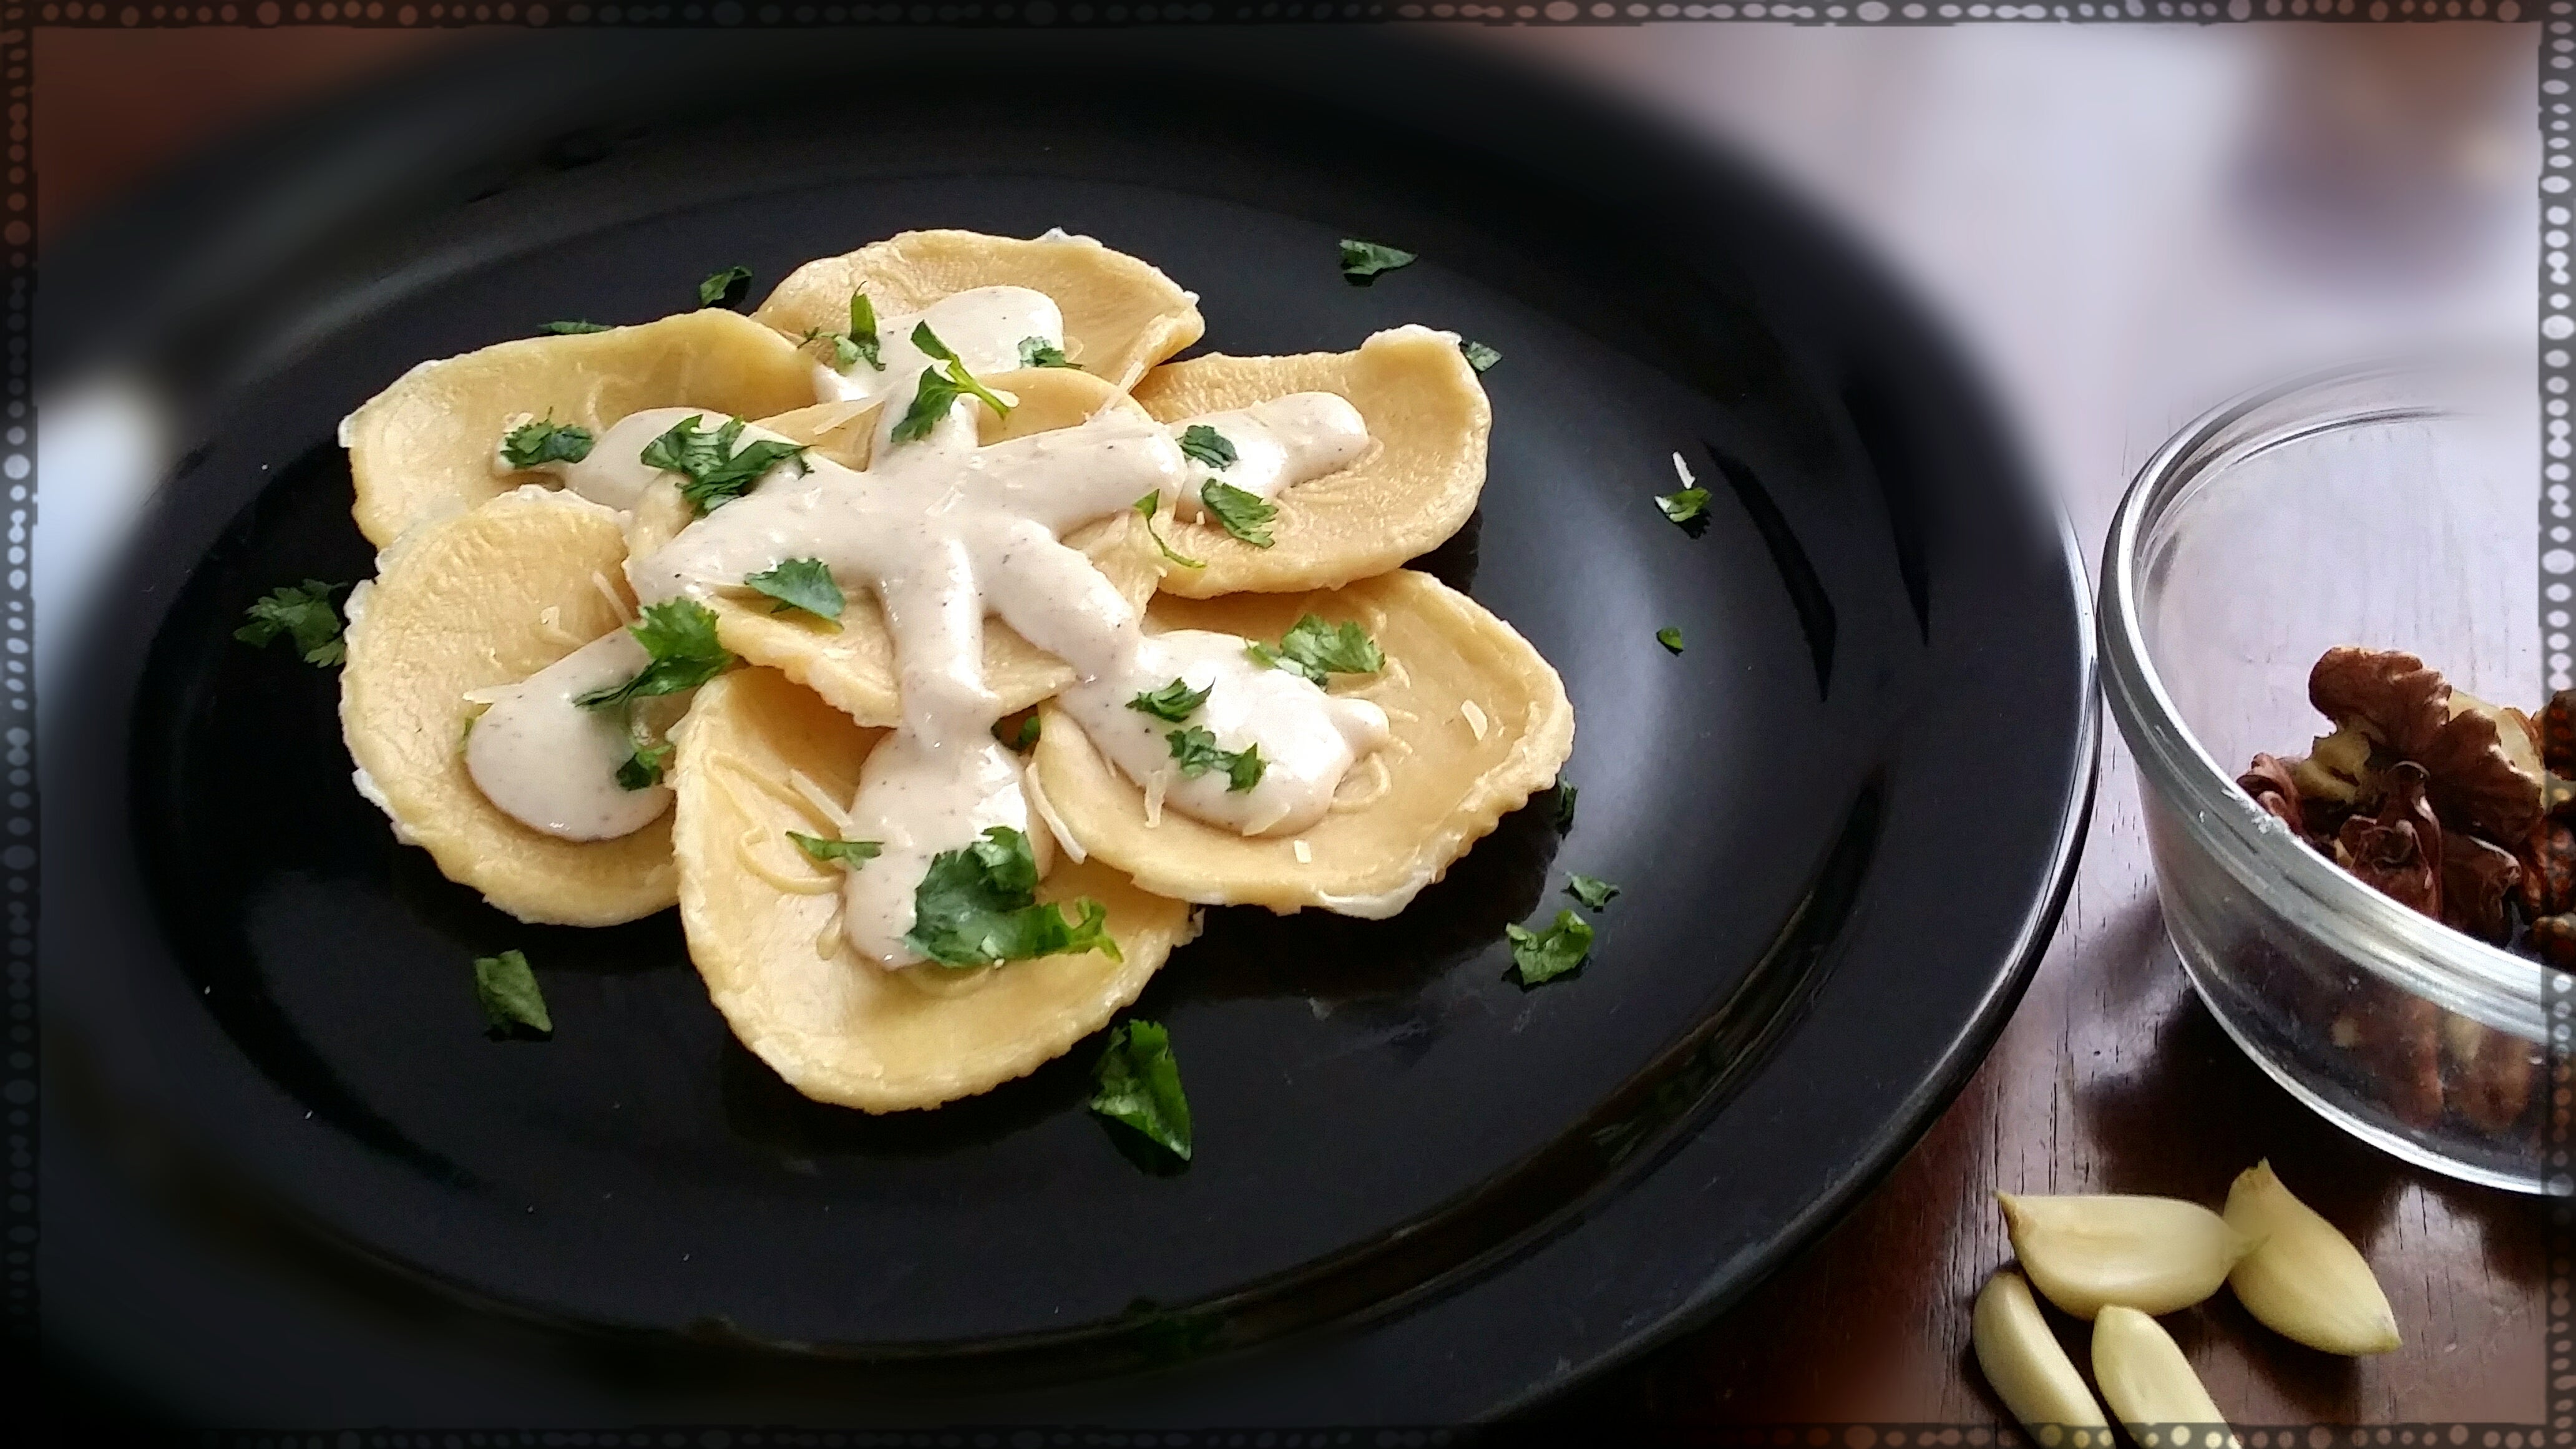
[42,29,2094,1425]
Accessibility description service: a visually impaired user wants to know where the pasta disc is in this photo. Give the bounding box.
[752,228,1204,391]
[671,666,1194,1112]
[1133,324,1490,598]
[343,309,819,548]
[339,486,677,925]
[1032,570,1571,917]
[700,368,1163,727]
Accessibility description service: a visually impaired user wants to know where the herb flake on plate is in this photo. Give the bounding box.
[1657,626,1685,655]
[1129,678,1213,723]
[235,580,349,666]
[1460,339,1502,373]
[789,832,882,869]
[540,320,612,334]
[1247,614,1383,685]
[1339,237,1417,283]
[1566,874,1621,910]
[1089,1018,1192,1162]
[1506,909,1594,986]
[1018,336,1078,369]
[1166,726,1266,793]
[1178,424,1238,469]
[474,949,553,1037]
[500,414,595,469]
[698,264,753,307]
[641,414,811,514]
[1198,481,1276,548]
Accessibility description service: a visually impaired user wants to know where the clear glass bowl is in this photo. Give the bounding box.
[2100,356,2557,1194]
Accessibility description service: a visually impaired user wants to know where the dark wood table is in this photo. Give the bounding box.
[34,22,2556,1426]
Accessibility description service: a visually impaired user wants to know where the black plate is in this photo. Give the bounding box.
[41,29,2094,1425]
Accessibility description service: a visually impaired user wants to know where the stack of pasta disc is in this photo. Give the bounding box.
[337,229,1574,1113]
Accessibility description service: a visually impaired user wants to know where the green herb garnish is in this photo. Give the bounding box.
[744,557,844,627]
[1460,339,1501,373]
[1129,678,1212,723]
[802,290,884,371]
[1198,481,1277,548]
[1506,910,1594,986]
[903,826,1120,969]
[614,714,673,791]
[1165,727,1265,793]
[789,832,882,869]
[1089,1018,1191,1162]
[1018,336,1078,369]
[1133,492,1206,570]
[1177,424,1237,470]
[995,714,1042,751]
[1552,778,1577,834]
[890,323,1015,443]
[235,580,349,666]
[575,599,734,710]
[698,264,752,307]
[640,414,810,514]
[1566,874,1620,911]
[474,949,552,1037]
[541,320,612,334]
[1246,614,1383,685]
[500,414,595,469]
[1656,627,1684,655]
[1339,237,1417,283]
[1656,487,1711,529]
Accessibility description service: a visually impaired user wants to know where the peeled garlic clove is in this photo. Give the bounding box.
[1972,1271,2113,1447]
[2092,1305,2238,1448]
[1997,1192,2250,1319]
[2223,1161,2400,1355]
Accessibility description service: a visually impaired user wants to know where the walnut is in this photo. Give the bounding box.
[2541,688,2576,776]
[2439,829,2522,945]
[2516,816,2575,919]
[2333,761,2444,919]
[2237,753,2308,836]
[2310,646,2452,758]
[2441,1015,2537,1137]
[2329,990,2445,1129]
[2419,692,2545,842]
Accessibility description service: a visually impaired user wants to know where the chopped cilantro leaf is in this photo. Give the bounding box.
[744,557,844,627]
[789,832,882,869]
[1552,779,1578,834]
[902,826,1120,968]
[614,714,673,791]
[1566,874,1621,911]
[575,598,733,710]
[1177,424,1237,469]
[474,949,552,1037]
[892,329,1015,444]
[1656,487,1711,530]
[1128,678,1212,723]
[1339,237,1417,283]
[541,320,612,334]
[1133,492,1206,570]
[994,714,1042,751]
[1165,727,1265,792]
[801,326,864,370]
[1198,480,1277,548]
[1656,627,1684,655]
[235,579,349,666]
[846,291,882,369]
[1506,909,1594,986]
[1460,339,1501,372]
[640,414,810,514]
[500,414,595,469]
[1247,614,1383,685]
[1018,336,1078,369]
[698,264,752,307]
[1089,1018,1191,1162]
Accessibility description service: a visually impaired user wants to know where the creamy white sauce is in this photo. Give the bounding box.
[1167,393,1369,519]
[457,287,1387,968]
[1055,630,1387,837]
[809,285,1065,407]
[533,407,807,513]
[464,630,671,841]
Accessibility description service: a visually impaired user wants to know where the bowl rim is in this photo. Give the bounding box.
[2099,354,2548,1039]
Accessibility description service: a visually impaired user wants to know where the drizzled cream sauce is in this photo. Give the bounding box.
[471,288,1385,967]
[463,629,667,840]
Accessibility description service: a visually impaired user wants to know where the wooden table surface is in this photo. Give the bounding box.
[33,21,2558,1428]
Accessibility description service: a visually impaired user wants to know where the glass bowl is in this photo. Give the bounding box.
[2100,356,2558,1194]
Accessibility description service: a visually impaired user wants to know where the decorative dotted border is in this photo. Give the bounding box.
[14,2,2561,1438]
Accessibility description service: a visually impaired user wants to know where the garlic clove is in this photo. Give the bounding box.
[1971,1270,2114,1447]
[2092,1305,2238,1449]
[2223,1161,2401,1355]
[1997,1192,2252,1319]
